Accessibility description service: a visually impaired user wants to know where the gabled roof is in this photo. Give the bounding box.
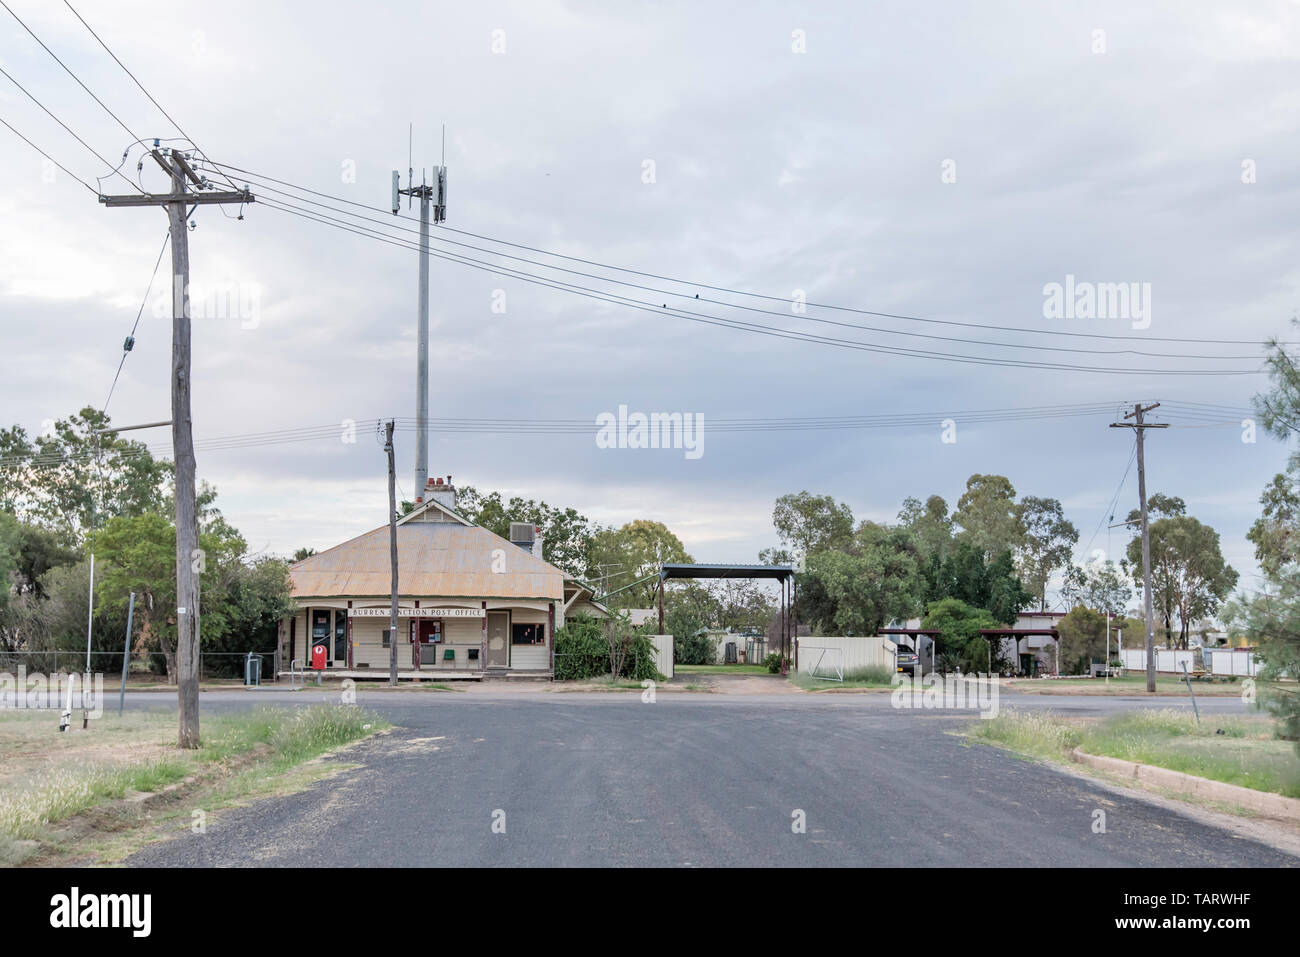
[289,521,564,600]
[396,496,473,526]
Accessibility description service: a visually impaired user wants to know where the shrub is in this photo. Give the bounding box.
[762,652,790,674]
[674,631,716,666]
[554,613,664,681]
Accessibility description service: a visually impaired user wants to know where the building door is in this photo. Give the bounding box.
[486,612,509,668]
[416,619,442,669]
[310,609,330,667]
[333,611,348,666]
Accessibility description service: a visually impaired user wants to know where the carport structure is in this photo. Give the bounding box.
[656,563,798,672]
[979,626,1061,676]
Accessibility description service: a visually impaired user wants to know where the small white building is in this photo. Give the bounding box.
[278,479,605,679]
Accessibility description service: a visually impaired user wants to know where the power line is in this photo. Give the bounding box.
[0,65,142,192]
[59,0,240,192]
[0,112,96,192]
[252,196,1260,376]
[214,170,1264,362]
[1077,438,1138,564]
[199,157,1296,348]
[0,401,1246,471]
[0,0,149,187]
[103,230,170,411]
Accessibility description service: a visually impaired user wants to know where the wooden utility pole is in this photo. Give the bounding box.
[100,151,253,748]
[385,420,399,686]
[1110,402,1169,693]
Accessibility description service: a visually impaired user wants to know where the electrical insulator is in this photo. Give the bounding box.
[123,336,135,352]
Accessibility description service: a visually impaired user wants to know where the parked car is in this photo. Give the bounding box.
[894,647,919,675]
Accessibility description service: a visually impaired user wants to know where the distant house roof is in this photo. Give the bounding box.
[288,522,564,600]
[626,608,657,626]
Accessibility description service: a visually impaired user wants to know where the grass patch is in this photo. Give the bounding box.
[969,708,1300,798]
[674,664,769,675]
[967,709,1084,761]
[1008,675,1248,696]
[789,665,896,691]
[0,705,386,864]
[555,675,644,690]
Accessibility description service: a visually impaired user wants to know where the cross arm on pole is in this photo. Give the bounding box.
[1125,401,1161,420]
[99,190,254,207]
[170,151,205,189]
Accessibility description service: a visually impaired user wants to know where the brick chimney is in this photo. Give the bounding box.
[425,475,456,512]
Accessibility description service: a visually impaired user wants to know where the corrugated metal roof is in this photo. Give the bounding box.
[289,522,564,600]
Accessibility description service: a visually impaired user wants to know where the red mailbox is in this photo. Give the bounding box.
[311,643,327,671]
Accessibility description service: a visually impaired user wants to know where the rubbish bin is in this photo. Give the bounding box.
[244,652,261,687]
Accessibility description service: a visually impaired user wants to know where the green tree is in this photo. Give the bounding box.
[928,541,1033,625]
[662,582,720,662]
[1234,327,1300,750]
[1125,510,1238,648]
[1017,496,1079,610]
[590,519,692,605]
[456,485,596,578]
[922,598,998,672]
[757,545,794,566]
[710,578,775,633]
[772,491,853,557]
[0,426,34,516]
[953,474,1024,561]
[23,407,172,536]
[1125,493,1185,524]
[95,491,249,681]
[799,522,925,635]
[202,557,294,668]
[0,511,19,617]
[1060,560,1133,617]
[1056,607,1140,675]
[897,494,954,565]
[10,521,78,597]
[1246,471,1300,578]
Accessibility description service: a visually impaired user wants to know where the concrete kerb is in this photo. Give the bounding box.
[1069,747,1300,820]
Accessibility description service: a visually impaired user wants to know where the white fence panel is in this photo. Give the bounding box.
[1122,648,1222,674]
[1156,650,1195,674]
[795,637,894,674]
[647,634,673,680]
[1121,649,1146,671]
[1208,649,1259,677]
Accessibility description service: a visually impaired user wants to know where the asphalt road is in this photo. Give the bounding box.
[122,687,1297,867]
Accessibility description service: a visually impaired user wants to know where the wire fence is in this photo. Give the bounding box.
[0,649,278,682]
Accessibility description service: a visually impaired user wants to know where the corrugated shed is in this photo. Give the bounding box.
[289,522,564,600]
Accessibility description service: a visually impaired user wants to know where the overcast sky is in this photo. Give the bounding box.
[3,1,1298,608]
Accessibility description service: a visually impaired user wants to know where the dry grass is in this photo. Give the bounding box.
[0,706,385,865]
